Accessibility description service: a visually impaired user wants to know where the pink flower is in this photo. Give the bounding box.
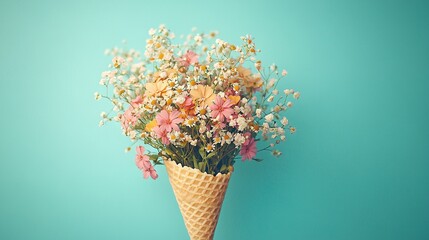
[155,110,183,132]
[180,50,198,67]
[135,146,150,169]
[120,107,138,132]
[120,96,144,132]
[178,96,195,115]
[153,126,170,145]
[142,161,158,180]
[210,96,234,122]
[135,146,158,180]
[131,95,143,107]
[240,133,257,161]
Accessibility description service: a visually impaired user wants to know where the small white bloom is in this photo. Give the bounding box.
[281,117,289,126]
[267,96,274,102]
[234,133,246,146]
[174,95,186,105]
[94,92,101,100]
[100,112,107,118]
[265,114,274,123]
[190,139,198,146]
[125,147,131,153]
[284,89,294,95]
[149,28,156,35]
[98,120,104,127]
[160,71,167,79]
[281,69,287,76]
[256,109,262,118]
[270,64,277,71]
[287,101,293,108]
[272,89,279,95]
[293,92,301,99]
[237,117,248,131]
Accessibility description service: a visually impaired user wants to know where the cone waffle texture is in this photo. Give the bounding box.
[164,160,231,240]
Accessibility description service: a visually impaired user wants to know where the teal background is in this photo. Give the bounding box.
[1,0,428,239]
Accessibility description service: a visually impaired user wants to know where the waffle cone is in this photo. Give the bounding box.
[164,160,231,240]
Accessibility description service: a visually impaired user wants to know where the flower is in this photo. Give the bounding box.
[240,133,257,161]
[190,85,216,107]
[210,96,234,122]
[264,113,274,123]
[281,69,288,76]
[155,110,183,132]
[153,126,170,145]
[178,96,195,115]
[120,107,138,132]
[135,146,158,179]
[235,66,263,93]
[145,119,157,132]
[135,146,150,170]
[144,81,168,97]
[180,50,199,67]
[142,161,158,179]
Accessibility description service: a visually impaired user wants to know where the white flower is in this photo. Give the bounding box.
[98,120,104,127]
[270,64,277,71]
[199,124,207,134]
[272,89,279,95]
[287,101,293,108]
[160,71,167,79]
[100,112,107,118]
[149,28,156,35]
[281,69,287,76]
[190,139,198,146]
[234,133,246,146]
[267,96,274,102]
[125,147,131,153]
[256,109,262,118]
[281,136,286,141]
[284,89,294,95]
[281,117,289,126]
[94,92,101,100]
[174,95,186,105]
[237,117,248,131]
[265,114,274,123]
[293,92,300,99]
[222,132,233,144]
[267,79,276,89]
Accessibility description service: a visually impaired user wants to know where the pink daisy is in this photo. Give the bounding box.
[210,96,234,122]
[240,133,257,161]
[142,161,158,180]
[153,126,170,145]
[135,146,158,180]
[135,146,150,169]
[180,50,198,67]
[155,110,183,132]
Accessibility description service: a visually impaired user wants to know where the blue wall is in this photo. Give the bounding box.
[1,0,428,239]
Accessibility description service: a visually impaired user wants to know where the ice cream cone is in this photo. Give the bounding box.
[164,160,231,240]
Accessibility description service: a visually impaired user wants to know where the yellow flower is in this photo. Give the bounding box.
[190,85,215,107]
[145,119,157,132]
[228,95,241,105]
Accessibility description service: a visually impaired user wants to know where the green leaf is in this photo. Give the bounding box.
[199,146,206,159]
[207,152,216,159]
[252,158,263,162]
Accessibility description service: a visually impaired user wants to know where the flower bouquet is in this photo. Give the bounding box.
[95,25,299,240]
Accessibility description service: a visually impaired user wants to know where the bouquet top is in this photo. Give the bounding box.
[96,25,300,179]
